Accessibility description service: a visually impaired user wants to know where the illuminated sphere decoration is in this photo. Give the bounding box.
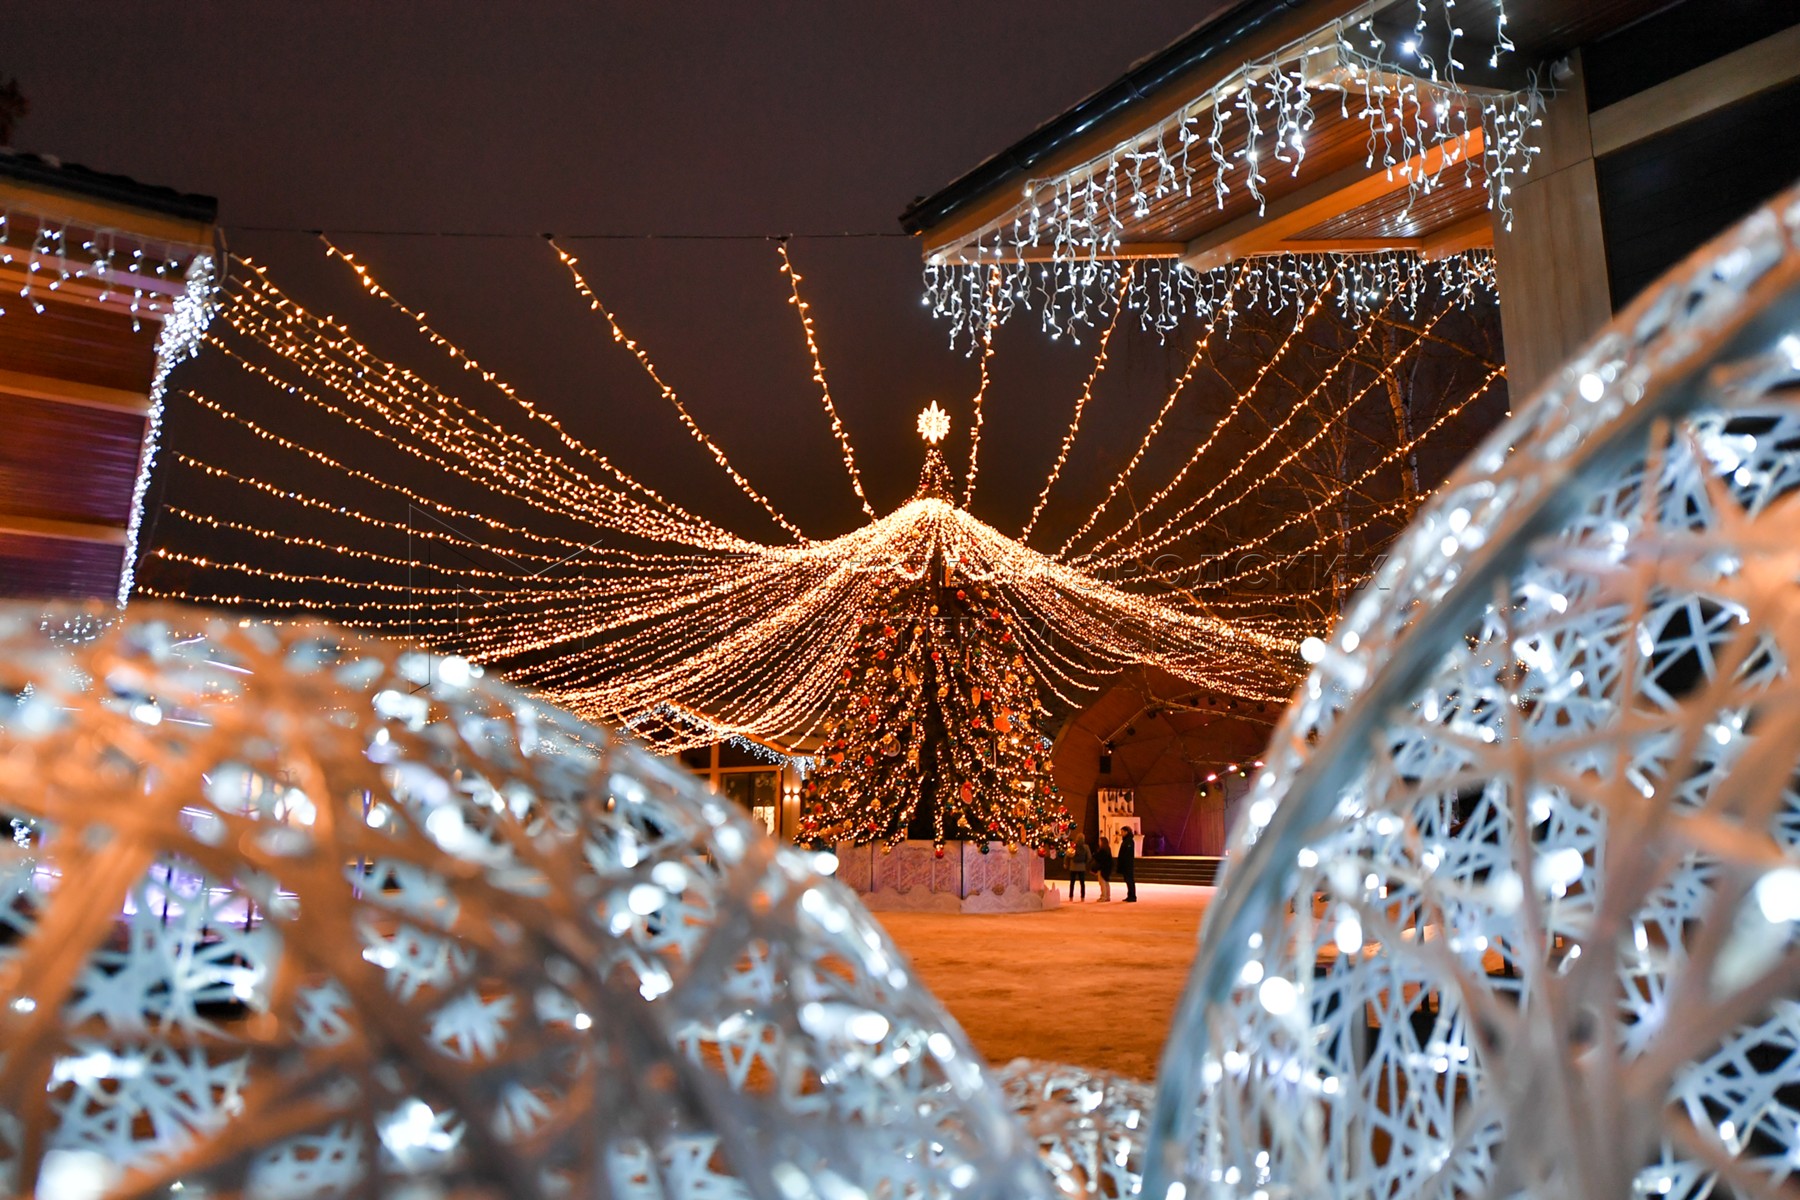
[1145,186,1800,1198]
[0,603,1053,1200]
[995,1060,1153,1200]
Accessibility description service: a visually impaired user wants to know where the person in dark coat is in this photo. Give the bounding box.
[1067,839,1091,901]
[1119,826,1137,902]
[1092,832,1114,902]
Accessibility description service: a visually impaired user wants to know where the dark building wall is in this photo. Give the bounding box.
[1051,669,1274,856]
[1597,77,1800,309]
[1586,0,1800,309]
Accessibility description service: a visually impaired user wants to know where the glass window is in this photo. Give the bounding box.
[720,770,778,811]
[718,742,769,769]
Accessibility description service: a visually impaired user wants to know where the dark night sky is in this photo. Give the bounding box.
[1,2,1263,550]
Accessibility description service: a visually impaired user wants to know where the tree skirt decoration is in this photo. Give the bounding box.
[1146,184,1800,1199]
[833,840,1057,914]
[0,603,1052,1200]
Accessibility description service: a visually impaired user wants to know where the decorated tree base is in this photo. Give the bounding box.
[834,841,1058,914]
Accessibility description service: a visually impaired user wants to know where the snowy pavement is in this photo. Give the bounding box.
[874,882,1215,1081]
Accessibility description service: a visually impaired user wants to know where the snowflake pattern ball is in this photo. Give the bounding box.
[0,604,1052,1200]
[1147,183,1800,1199]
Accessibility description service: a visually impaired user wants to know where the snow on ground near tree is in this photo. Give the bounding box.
[873,882,1214,1082]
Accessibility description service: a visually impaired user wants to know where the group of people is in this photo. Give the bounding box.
[1066,827,1137,903]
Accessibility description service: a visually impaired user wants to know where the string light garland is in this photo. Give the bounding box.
[925,246,1497,348]
[0,202,220,607]
[1053,277,1237,558]
[149,224,1500,771]
[961,265,1005,508]
[1019,267,1133,544]
[777,241,876,519]
[319,236,726,539]
[119,254,219,607]
[550,239,810,542]
[215,262,749,551]
[1085,290,1425,565]
[920,0,1533,342]
[1074,283,1345,563]
[0,203,193,325]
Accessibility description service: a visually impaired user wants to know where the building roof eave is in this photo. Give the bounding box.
[898,0,1322,238]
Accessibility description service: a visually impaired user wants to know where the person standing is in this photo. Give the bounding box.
[1092,832,1114,902]
[1119,826,1137,902]
[1067,838,1091,901]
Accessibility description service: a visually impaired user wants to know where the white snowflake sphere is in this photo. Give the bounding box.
[1148,186,1800,1200]
[995,1060,1154,1199]
[0,604,1052,1200]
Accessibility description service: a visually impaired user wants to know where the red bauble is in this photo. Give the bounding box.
[956,589,967,601]
[1001,631,1013,643]
[875,649,887,661]
[934,845,945,859]
[863,754,874,765]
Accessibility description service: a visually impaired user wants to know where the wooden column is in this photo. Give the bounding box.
[1492,52,1613,401]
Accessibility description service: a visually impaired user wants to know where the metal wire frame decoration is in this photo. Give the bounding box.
[1145,183,1800,1198]
[0,603,1055,1200]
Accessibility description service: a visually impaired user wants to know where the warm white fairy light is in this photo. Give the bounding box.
[320,237,726,538]
[778,241,876,519]
[1054,277,1236,558]
[1086,293,1445,566]
[1073,284,1343,564]
[551,240,810,542]
[1019,268,1132,543]
[961,265,1004,507]
[152,218,1499,753]
[213,263,748,551]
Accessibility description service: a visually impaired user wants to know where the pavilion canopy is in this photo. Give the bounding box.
[902,0,1678,272]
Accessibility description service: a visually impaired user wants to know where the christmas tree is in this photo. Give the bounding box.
[798,405,1076,858]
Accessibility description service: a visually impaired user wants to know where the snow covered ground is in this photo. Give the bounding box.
[874,882,1215,1081]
